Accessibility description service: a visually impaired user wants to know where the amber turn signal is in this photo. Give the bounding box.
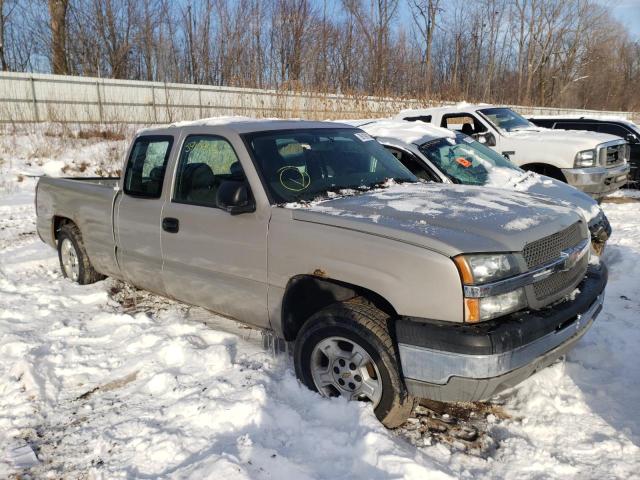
[464,298,480,323]
[453,255,474,285]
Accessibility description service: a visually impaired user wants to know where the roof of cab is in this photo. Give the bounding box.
[396,103,495,119]
[137,116,355,135]
[351,118,454,145]
[528,114,638,126]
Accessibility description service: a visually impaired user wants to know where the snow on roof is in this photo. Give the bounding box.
[353,118,454,145]
[397,102,494,118]
[138,117,353,135]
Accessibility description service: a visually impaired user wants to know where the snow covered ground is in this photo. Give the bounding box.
[1,131,639,479]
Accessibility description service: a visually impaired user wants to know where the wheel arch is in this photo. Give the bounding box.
[52,215,77,241]
[520,162,567,182]
[280,274,397,341]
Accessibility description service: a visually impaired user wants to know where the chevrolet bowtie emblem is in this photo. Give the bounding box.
[560,244,586,272]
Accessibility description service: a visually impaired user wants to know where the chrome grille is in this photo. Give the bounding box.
[522,222,584,269]
[533,254,589,301]
[600,143,627,167]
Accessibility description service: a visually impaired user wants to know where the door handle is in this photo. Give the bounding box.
[162,217,179,233]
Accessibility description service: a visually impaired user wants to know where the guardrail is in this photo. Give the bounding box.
[0,71,637,125]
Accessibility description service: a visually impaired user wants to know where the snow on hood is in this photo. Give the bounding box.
[486,170,602,223]
[504,126,621,148]
[356,119,454,145]
[289,182,583,256]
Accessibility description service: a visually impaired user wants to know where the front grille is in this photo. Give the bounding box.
[601,144,627,167]
[533,254,589,301]
[522,222,584,269]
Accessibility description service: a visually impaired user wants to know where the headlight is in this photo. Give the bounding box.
[465,288,527,322]
[454,253,526,322]
[453,253,521,284]
[574,149,596,167]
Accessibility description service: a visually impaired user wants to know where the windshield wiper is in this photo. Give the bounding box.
[279,177,409,205]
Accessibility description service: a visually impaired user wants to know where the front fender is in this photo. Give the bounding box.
[267,208,464,335]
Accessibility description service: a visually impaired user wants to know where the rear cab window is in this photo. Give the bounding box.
[123,136,174,198]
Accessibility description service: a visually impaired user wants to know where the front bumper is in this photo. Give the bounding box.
[396,264,607,402]
[562,163,630,198]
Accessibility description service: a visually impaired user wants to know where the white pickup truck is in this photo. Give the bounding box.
[396,105,630,199]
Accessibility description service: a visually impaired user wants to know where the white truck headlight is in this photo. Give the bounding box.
[574,149,596,168]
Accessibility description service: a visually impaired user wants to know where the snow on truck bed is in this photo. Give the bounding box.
[1,133,640,479]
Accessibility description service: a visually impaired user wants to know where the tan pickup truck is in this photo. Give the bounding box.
[36,119,607,427]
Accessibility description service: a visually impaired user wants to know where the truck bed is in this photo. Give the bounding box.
[36,176,122,277]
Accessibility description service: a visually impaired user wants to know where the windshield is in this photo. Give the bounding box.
[418,133,521,186]
[479,107,533,132]
[244,128,417,203]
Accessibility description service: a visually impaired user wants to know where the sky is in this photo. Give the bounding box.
[598,0,640,38]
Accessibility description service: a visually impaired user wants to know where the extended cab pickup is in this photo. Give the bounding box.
[36,119,607,427]
[397,105,630,199]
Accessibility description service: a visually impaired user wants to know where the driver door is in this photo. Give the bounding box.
[160,134,269,327]
[441,113,497,148]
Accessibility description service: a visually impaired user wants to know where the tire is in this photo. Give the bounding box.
[294,300,414,428]
[57,223,105,285]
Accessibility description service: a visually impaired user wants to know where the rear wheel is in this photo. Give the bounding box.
[57,223,105,285]
[294,300,414,428]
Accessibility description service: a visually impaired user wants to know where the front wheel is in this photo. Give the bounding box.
[294,301,414,428]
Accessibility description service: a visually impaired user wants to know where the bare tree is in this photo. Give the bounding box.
[342,0,399,94]
[410,0,440,95]
[48,0,69,74]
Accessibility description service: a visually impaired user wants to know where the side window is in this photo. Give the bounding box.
[597,124,629,139]
[403,115,432,123]
[441,114,487,135]
[555,122,593,131]
[386,147,438,182]
[174,135,245,208]
[123,136,173,198]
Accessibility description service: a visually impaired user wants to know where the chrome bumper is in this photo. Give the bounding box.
[562,163,630,198]
[399,293,603,386]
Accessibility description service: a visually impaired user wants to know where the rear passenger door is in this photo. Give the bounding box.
[160,134,269,327]
[115,135,174,295]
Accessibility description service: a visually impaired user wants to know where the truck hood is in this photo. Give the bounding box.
[289,183,584,257]
[502,127,619,150]
[487,170,602,222]
[497,128,623,166]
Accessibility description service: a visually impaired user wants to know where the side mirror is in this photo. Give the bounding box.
[216,180,255,215]
[484,132,497,147]
[626,133,638,144]
[476,132,496,147]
